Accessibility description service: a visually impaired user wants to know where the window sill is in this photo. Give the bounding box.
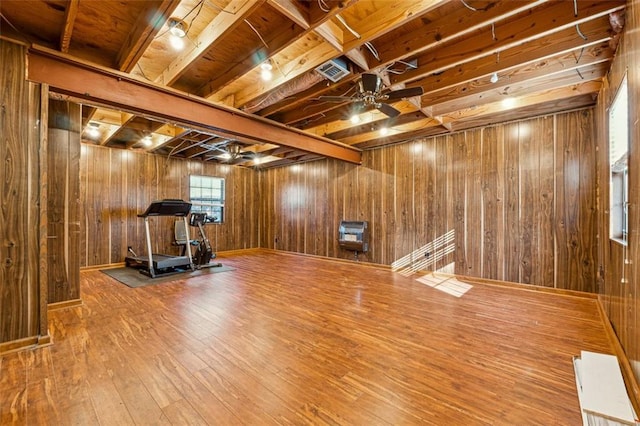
[610,237,628,247]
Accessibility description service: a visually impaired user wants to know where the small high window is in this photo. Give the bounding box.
[609,76,628,245]
[189,175,224,223]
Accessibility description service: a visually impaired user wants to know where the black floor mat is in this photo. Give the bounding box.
[100,264,235,288]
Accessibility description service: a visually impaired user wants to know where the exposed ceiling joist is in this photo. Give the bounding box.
[59,0,78,53]
[0,0,624,169]
[116,0,182,72]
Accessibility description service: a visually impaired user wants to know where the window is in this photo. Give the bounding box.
[609,76,628,244]
[189,175,224,223]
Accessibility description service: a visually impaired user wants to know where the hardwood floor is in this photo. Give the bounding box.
[1,250,612,425]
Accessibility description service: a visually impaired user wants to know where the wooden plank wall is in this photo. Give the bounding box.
[0,41,46,345]
[79,145,260,267]
[596,0,640,383]
[47,100,81,304]
[260,109,597,291]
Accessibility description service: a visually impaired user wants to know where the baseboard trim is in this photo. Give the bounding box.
[0,334,52,355]
[48,298,83,311]
[596,298,640,418]
[262,249,596,299]
[261,248,392,270]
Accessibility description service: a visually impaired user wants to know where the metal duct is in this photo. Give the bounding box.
[242,71,325,114]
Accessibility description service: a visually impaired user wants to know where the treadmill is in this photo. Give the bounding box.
[125,199,195,278]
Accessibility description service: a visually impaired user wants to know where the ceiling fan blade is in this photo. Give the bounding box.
[377,103,401,118]
[318,96,353,102]
[361,73,381,93]
[385,86,424,100]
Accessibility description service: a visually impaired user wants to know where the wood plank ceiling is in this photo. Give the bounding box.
[0,0,626,168]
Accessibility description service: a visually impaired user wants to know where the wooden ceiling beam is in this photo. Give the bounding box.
[324,111,426,141]
[424,48,612,112]
[196,17,306,98]
[262,76,360,122]
[259,0,542,119]
[152,131,201,154]
[271,4,617,133]
[314,20,344,52]
[414,17,614,97]
[199,1,355,100]
[393,1,624,85]
[339,116,442,145]
[27,46,361,164]
[59,0,79,53]
[157,0,266,86]
[116,0,181,72]
[337,0,448,53]
[267,0,310,29]
[450,95,597,132]
[363,0,544,70]
[305,0,358,26]
[440,80,602,124]
[218,0,448,108]
[304,102,420,136]
[352,125,448,150]
[431,62,609,116]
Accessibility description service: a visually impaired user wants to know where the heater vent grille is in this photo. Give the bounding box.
[315,59,350,82]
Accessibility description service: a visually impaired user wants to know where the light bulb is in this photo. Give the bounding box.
[260,61,273,81]
[87,123,100,138]
[501,97,516,108]
[350,114,360,124]
[261,69,272,81]
[168,18,186,37]
[141,135,152,147]
[490,72,499,83]
[380,127,389,136]
[170,34,185,50]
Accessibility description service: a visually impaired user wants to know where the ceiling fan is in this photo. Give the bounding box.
[207,142,257,164]
[318,73,424,118]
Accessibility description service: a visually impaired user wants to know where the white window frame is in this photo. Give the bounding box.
[609,75,629,245]
[189,175,225,224]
